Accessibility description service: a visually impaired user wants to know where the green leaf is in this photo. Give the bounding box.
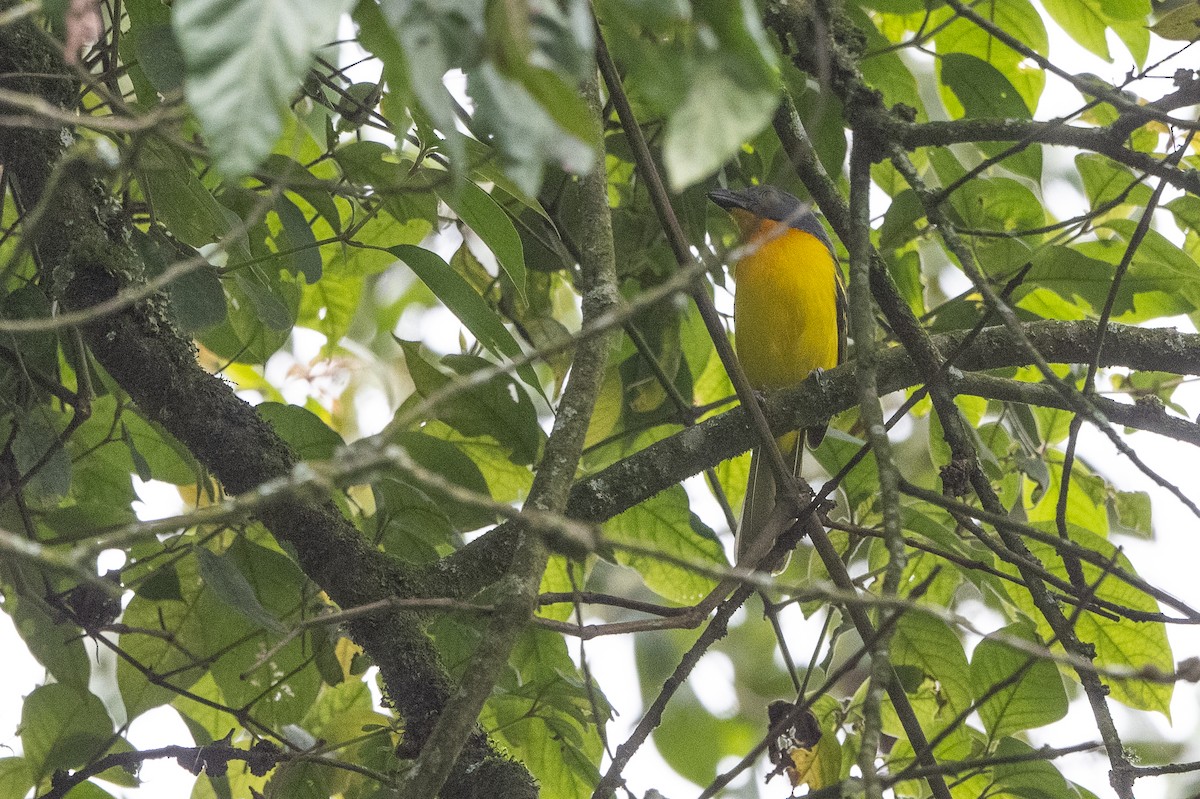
[12,599,91,689]
[388,430,497,531]
[604,485,726,604]
[1150,0,1200,39]
[138,566,184,602]
[1021,244,1200,323]
[232,268,294,331]
[1075,153,1153,209]
[1110,489,1152,539]
[134,23,186,93]
[399,343,544,465]
[20,684,114,783]
[810,429,878,514]
[889,611,974,735]
[992,737,1081,799]
[664,58,778,191]
[131,227,228,333]
[468,63,596,197]
[204,537,320,726]
[482,627,606,798]
[436,181,527,300]
[173,0,352,176]
[654,686,758,785]
[273,196,323,282]
[1042,0,1115,59]
[0,285,58,385]
[948,177,1044,232]
[1002,526,1173,715]
[257,402,344,461]
[388,244,540,390]
[375,0,481,170]
[135,139,252,264]
[932,0,1047,110]
[71,395,199,486]
[0,758,33,799]
[12,409,70,499]
[373,475,458,562]
[941,53,1032,119]
[970,621,1069,739]
[59,781,118,799]
[194,545,288,634]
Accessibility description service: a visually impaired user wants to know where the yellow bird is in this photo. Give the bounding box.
[708,186,847,568]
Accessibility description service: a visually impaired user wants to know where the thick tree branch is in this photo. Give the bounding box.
[0,12,533,797]
[397,72,620,799]
[566,321,1200,524]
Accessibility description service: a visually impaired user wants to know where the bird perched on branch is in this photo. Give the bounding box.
[708,185,847,570]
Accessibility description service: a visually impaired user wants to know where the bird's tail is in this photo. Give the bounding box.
[736,431,804,572]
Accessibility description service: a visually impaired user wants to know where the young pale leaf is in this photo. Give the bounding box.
[605,485,725,604]
[173,0,353,176]
[970,622,1069,739]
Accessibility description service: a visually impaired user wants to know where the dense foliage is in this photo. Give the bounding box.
[1,0,1199,797]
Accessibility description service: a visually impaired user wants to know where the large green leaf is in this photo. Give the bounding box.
[991,737,1083,799]
[941,53,1032,118]
[12,598,91,690]
[932,0,1047,110]
[604,485,726,604]
[1001,526,1174,715]
[194,545,287,634]
[482,627,607,799]
[386,430,497,532]
[468,63,596,197]
[20,684,113,783]
[888,611,974,735]
[970,622,1069,739]
[660,0,780,190]
[257,402,345,461]
[174,0,353,176]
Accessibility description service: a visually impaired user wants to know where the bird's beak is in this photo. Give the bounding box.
[707,188,746,212]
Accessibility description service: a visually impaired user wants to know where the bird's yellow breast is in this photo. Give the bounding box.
[733,222,840,390]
